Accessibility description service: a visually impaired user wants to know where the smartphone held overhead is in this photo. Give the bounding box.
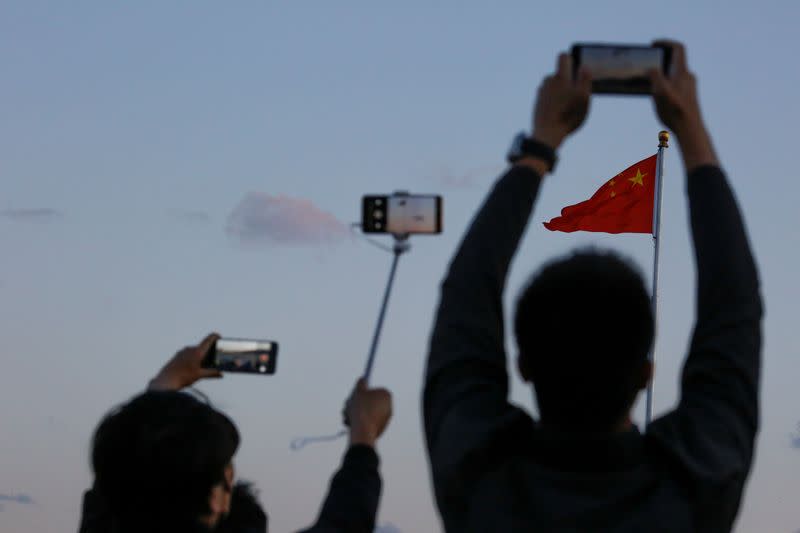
[202,337,279,375]
[572,43,672,95]
[362,193,443,235]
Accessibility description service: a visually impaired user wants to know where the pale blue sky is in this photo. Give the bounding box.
[1,2,799,532]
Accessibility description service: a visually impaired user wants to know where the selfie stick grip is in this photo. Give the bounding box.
[363,236,409,382]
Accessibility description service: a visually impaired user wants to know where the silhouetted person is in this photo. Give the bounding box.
[79,334,392,533]
[423,41,761,532]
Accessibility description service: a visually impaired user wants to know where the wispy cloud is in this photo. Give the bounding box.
[0,208,62,221]
[430,165,502,190]
[167,209,212,224]
[226,193,347,246]
[0,493,35,510]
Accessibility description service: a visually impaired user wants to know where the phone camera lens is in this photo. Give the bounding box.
[375,222,382,229]
[373,210,383,219]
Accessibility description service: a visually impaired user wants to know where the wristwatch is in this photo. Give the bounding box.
[506,132,558,172]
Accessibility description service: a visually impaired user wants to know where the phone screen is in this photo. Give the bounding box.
[209,338,278,374]
[362,194,442,234]
[572,44,670,94]
[386,195,441,234]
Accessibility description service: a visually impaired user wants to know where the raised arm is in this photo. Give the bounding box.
[647,41,762,528]
[423,54,591,527]
[300,379,392,533]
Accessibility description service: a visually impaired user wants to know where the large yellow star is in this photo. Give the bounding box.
[628,168,646,187]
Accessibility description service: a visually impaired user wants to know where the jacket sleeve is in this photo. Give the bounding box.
[298,445,382,533]
[649,165,762,530]
[423,165,544,529]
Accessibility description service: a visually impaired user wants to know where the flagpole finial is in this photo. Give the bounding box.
[658,131,670,148]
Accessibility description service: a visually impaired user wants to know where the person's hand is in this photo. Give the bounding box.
[649,40,718,171]
[531,53,592,151]
[148,333,222,391]
[648,40,704,136]
[343,378,392,447]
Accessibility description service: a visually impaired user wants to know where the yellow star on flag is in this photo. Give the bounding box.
[628,168,646,187]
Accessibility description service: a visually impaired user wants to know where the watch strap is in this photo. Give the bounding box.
[508,135,558,172]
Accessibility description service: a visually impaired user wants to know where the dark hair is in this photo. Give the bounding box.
[514,249,653,431]
[91,390,240,532]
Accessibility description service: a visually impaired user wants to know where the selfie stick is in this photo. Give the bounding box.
[290,218,411,451]
[645,131,669,427]
[363,233,410,382]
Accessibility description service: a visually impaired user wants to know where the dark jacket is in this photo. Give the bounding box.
[78,444,381,533]
[423,164,762,532]
[299,444,382,533]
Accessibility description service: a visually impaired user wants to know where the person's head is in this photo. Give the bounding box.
[91,390,241,532]
[514,249,654,432]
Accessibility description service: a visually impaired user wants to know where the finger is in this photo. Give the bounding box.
[373,387,392,400]
[648,67,669,98]
[356,377,368,391]
[556,53,571,80]
[576,65,592,94]
[536,75,552,99]
[343,396,353,416]
[198,332,220,357]
[201,369,223,379]
[342,401,351,426]
[652,39,686,77]
[177,347,194,358]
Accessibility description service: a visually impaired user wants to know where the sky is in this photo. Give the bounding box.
[1,2,799,532]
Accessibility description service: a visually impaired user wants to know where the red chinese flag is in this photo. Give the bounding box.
[544,154,657,234]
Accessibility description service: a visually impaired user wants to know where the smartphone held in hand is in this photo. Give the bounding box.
[571,43,672,95]
[202,337,278,375]
[362,193,442,235]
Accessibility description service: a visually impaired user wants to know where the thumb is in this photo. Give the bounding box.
[201,369,224,379]
[576,65,592,94]
[648,68,669,98]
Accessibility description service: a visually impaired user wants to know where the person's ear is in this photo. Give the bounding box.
[208,484,227,516]
[208,464,235,520]
[517,354,533,383]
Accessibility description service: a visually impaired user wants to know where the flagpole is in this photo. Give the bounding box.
[645,130,669,427]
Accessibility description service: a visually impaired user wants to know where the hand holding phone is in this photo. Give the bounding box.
[531,53,592,151]
[149,333,223,391]
[648,40,719,171]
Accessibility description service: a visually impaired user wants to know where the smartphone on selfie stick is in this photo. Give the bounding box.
[362,193,443,236]
[360,192,442,380]
[289,192,444,449]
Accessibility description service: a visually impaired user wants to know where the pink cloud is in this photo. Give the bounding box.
[226,193,348,246]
